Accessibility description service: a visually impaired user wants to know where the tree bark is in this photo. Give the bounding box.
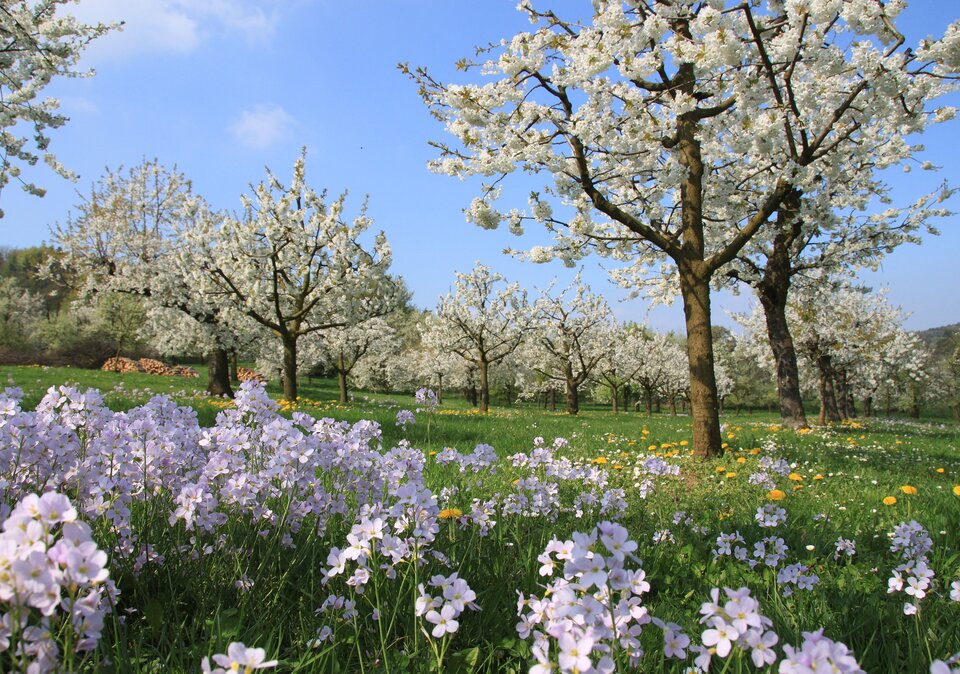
[834,368,851,419]
[479,358,490,413]
[436,374,443,405]
[610,383,620,414]
[549,388,557,411]
[565,379,579,415]
[679,264,723,457]
[669,396,678,416]
[337,367,349,404]
[758,283,809,429]
[281,334,298,401]
[644,388,653,416]
[816,354,841,424]
[229,351,239,382]
[206,347,234,398]
[863,396,873,418]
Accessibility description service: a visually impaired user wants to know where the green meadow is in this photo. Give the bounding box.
[1,365,958,672]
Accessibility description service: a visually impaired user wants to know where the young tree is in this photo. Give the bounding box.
[316,318,399,403]
[0,1,114,211]
[421,262,531,413]
[186,151,404,401]
[408,0,960,456]
[593,323,646,414]
[520,277,612,415]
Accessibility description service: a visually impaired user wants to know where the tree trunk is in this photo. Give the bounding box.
[670,396,678,415]
[337,362,349,404]
[479,358,490,413]
[816,354,841,424]
[565,378,579,415]
[834,368,851,419]
[623,385,631,413]
[229,351,239,382]
[206,347,234,398]
[758,285,809,429]
[679,265,723,457]
[437,374,443,405]
[610,383,619,414]
[281,334,298,401]
[644,388,653,416]
[910,386,921,419]
[549,388,557,411]
[863,396,873,418]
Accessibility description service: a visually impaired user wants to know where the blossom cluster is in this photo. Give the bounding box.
[0,492,116,673]
[887,520,937,616]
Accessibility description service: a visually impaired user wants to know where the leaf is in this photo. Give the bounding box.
[446,646,480,673]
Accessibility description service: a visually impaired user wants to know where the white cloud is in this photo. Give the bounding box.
[230,104,295,149]
[68,0,284,60]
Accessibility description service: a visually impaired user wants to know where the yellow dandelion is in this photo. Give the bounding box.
[438,508,463,520]
[936,468,945,474]
[679,440,689,447]
[715,466,727,473]
[648,444,657,451]
[750,448,761,455]
[736,457,746,464]
[725,472,737,479]
[813,474,824,481]
[767,489,786,501]
[614,464,623,471]
[592,456,608,465]
[788,473,803,482]
[883,496,897,506]
[900,485,917,495]
[953,485,960,496]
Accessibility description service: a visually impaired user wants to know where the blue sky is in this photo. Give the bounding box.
[1,0,958,333]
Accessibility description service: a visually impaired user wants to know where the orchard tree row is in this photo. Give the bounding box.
[3,237,954,422]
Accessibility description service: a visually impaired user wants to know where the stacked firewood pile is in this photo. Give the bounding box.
[237,367,267,384]
[101,357,199,378]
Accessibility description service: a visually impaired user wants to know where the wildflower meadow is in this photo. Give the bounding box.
[0,367,957,673]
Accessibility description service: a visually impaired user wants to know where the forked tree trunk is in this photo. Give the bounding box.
[206,347,234,398]
[281,334,298,401]
[679,266,723,457]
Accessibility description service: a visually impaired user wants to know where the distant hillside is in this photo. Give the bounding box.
[916,323,960,359]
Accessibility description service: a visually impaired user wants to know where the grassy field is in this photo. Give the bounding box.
[0,365,958,672]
